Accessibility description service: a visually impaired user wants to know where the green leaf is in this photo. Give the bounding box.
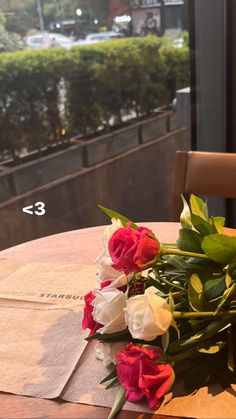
[186,258,223,275]
[180,195,192,229]
[86,329,130,341]
[162,330,170,352]
[100,368,117,385]
[190,194,209,220]
[98,205,138,229]
[214,283,236,314]
[168,316,234,353]
[198,342,226,354]
[105,378,119,390]
[177,228,203,253]
[201,234,236,264]
[203,276,226,302]
[108,386,126,419]
[227,327,234,373]
[163,255,187,271]
[225,272,232,288]
[191,214,217,236]
[168,292,175,312]
[170,347,198,364]
[227,262,236,280]
[188,273,206,311]
[184,363,212,390]
[211,216,225,233]
[171,318,180,340]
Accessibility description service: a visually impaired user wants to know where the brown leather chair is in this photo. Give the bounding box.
[171,150,236,221]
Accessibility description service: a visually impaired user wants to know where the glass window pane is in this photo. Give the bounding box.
[0,0,190,249]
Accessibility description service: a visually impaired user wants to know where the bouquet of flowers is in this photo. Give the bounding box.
[82,195,236,418]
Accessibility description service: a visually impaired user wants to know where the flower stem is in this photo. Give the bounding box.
[162,242,177,247]
[173,310,236,319]
[171,347,198,364]
[162,247,208,260]
[160,276,186,292]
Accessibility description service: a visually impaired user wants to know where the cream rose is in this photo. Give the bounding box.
[92,287,127,334]
[124,286,172,341]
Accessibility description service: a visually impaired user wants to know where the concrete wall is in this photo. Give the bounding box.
[0,127,190,250]
[0,111,172,202]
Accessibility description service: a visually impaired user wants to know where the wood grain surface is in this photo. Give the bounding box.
[0,393,187,419]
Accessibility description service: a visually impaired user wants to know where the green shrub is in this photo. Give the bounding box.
[0,48,66,160]
[160,43,190,101]
[0,37,189,162]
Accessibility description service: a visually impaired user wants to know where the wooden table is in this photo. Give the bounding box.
[0,222,202,418]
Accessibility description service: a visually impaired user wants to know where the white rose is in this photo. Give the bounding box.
[95,219,127,286]
[95,341,126,367]
[124,286,172,341]
[107,273,128,289]
[92,288,127,334]
[96,254,128,288]
[103,218,123,248]
[95,253,122,282]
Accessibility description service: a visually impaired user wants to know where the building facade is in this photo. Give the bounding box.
[130,0,186,37]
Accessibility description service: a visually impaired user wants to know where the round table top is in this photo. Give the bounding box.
[0,221,235,419]
[0,222,182,419]
[1,222,181,264]
[1,222,236,265]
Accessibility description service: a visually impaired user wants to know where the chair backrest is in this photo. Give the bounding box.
[171,151,236,221]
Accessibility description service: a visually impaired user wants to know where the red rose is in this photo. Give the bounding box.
[108,225,159,274]
[116,344,174,410]
[82,291,101,336]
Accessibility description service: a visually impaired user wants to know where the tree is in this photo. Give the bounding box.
[0,0,38,35]
[44,0,110,28]
[0,8,21,51]
[0,0,130,36]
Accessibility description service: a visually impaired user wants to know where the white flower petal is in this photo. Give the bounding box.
[125,287,172,341]
[95,342,126,367]
[92,288,127,333]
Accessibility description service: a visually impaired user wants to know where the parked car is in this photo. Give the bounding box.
[25,32,75,50]
[78,31,124,45]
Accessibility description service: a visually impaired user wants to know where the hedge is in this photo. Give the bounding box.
[0,36,189,162]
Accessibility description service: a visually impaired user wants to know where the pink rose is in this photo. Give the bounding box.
[82,291,101,336]
[116,344,174,410]
[108,225,159,274]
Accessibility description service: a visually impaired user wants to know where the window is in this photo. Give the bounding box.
[0,0,190,249]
